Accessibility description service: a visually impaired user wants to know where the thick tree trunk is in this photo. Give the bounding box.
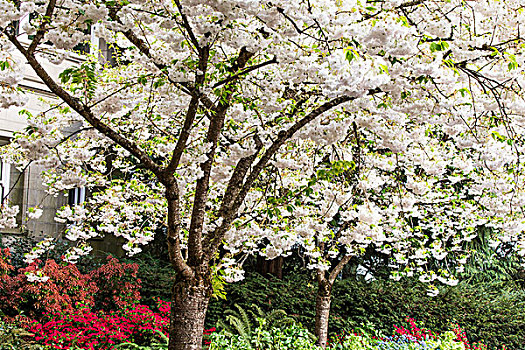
[168,273,211,350]
[315,284,332,348]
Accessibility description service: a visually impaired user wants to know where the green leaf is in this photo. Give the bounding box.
[430,40,449,52]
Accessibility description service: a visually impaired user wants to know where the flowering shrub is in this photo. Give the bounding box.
[393,318,438,341]
[372,333,464,350]
[450,324,508,350]
[327,319,509,350]
[203,327,217,346]
[28,301,170,349]
[27,300,217,350]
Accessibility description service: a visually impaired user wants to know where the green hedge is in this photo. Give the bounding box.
[207,272,524,349]
[207,271,317,330]
[123,254,524,349]
[331,279,524,349]
[124,253,174,307]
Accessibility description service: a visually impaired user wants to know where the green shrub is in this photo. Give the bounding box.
[207,271,317,329]
[330,279,524,349]
[217,304,296,339]
[208,322,319,350]
[122,253,173,308]
[209,271,524,349]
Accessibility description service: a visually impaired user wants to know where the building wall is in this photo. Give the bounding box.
[1,37,128,258]
[0,46,84,239]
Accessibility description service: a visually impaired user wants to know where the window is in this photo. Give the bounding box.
[96,38,118,67]
[0,160,10,204]
[73,24,92,55]
[17,15,118,66]
[68,187,86,206]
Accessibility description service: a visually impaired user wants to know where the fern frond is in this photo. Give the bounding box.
[217,317,234,335]
[227,314,251,339]
[235,304,252,335]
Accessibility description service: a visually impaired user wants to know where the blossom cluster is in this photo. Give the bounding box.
[329,318,509,350]
[0,0,524,293]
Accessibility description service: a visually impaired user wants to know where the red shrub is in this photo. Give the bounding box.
[0,247,13,274]
[28,302,170,350]
[89,256,141,310]
[0,258,96,320]
[0,253,142,322]
[27,300,216,350]
[394,317,438,341]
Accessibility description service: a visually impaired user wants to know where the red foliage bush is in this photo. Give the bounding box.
[0,250,141,322]
[0,258,96,320]
[27,300,216,350]
[0,249,217,349]
[89,256,141,310]
[0,247,13,274]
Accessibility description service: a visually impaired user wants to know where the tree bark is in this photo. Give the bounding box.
[315,282,332,348]
[168,272,211,350]
[256,256,284,279]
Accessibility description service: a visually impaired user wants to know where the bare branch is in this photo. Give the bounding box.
[212,56,278,89]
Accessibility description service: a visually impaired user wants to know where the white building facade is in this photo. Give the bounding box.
[0,16,97,239]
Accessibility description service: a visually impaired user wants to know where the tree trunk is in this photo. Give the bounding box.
[168,272,211,350]
[315,284,332,348]
[256,255,284,279]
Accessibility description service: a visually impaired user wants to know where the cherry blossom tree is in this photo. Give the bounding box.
[1,0,525,349]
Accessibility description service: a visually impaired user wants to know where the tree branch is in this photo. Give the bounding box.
[166,182,194,279]
[396,0,425,9]
[203,135,263,259]
[212,56,278,89]
[173,0,202,53]
[329,255,352,284]
[204,94,362,257]
[27,0,56,54]
[7,35,163,178]
[164,47,210,176]
[186,47,255,266]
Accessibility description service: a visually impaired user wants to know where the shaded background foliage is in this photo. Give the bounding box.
[206,270,525,349]
[2,233,524,349]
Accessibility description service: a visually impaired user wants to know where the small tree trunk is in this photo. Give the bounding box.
[315,284,332,348]
[256,255,284,279]
[168,273,211,350]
